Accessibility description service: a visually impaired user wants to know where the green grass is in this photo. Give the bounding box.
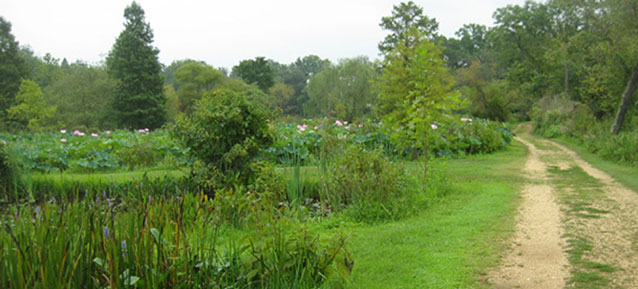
[341,141,527,288]
[32,168,187,184]
[552,137,638,193]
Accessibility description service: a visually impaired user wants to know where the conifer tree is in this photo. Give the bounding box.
[107,2,166,129]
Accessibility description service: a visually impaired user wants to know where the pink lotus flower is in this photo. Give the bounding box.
[358,124,364,128]
[297,124,307,131]
[73,130,81,135]
[345,126,350,130]
[91,133,98,137]
[344,121,349,125]
[314,126,319,130]
[138,129,145,133]
[106,130,111,135]
[335,120,343,126]
[60,129,67,134]
[461,118,473,122]
[144,128,149,132]
[431,124,438,130]
[78,132,85,136]
[60,138,67,143]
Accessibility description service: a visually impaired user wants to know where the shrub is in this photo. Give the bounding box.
[0,140,17,196]
[171,89,274,191]
[322,145,409,222]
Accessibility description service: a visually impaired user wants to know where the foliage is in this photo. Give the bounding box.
[7,80,56,131]
[170,89,274,190]
[231,57,275,91]
[322,145,411,222]
[303,57,377,120]
[174,62,223,112]
[378,1,439,54]
[106,1,166,129]
[0,140,18,196]
[0,191,350,289]
[0,16,28,121]
[0,129,191,173]
[45,62,117,129]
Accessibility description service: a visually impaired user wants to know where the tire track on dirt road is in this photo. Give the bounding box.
[489,135,568,289]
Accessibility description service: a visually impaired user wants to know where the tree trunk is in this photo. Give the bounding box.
[611,68,638,134]
[423,131,429,181]
[564,59,569,96]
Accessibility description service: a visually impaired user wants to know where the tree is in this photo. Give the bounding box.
[377,29,462,179]
[304,57,377,120]
[231,57,274,91]
[45,63,116,129]
[0,16,28,120]
[106,1,166,129]
[442,24,490,69]
[7,79,56,131]
[378,1,439,54]
[174,62,223,112]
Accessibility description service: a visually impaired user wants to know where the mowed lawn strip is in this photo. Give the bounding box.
[344,141,526,288]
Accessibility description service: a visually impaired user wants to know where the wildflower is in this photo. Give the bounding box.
[121,240,127,257]
[461,118,473,122]
[34,206,41,217]
[60,138,67,143]
[91,133,98,137]
[60,129,67,133]
[431,124,438,130]
[103,190,107,199]
[148,195,152,203]
[104,226,109,240]
[335,120,343,126]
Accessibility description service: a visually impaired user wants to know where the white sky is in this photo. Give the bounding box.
[1,0,528,69]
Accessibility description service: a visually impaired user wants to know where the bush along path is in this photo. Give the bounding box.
[490,124,638,288]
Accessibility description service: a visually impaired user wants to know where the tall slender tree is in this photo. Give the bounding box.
[106,2,166,129]
[0,16,28,121]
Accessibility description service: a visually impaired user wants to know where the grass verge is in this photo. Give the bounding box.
[339,140,526,288]
[552,137,638,193]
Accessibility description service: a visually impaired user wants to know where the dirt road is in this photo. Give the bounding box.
[489,127,638,288]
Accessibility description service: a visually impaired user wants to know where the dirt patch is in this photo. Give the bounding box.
[547,140,638,287]
[489,136,569,288]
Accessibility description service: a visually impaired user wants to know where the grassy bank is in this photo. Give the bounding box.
[342,140,526,288]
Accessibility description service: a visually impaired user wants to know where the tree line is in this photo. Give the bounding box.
[0,0,636,134]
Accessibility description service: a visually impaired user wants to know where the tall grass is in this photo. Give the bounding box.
[0,187,350,289]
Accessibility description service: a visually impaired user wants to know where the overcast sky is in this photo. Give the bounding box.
[2,0,528,69]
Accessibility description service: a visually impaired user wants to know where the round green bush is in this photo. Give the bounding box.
[170,89,274,190]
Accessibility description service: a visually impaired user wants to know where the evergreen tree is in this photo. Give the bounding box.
[0,16,28,121]
[106,2,166,129]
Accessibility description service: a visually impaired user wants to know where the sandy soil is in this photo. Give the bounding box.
[489,136,569,289]
[489,126,638,288]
